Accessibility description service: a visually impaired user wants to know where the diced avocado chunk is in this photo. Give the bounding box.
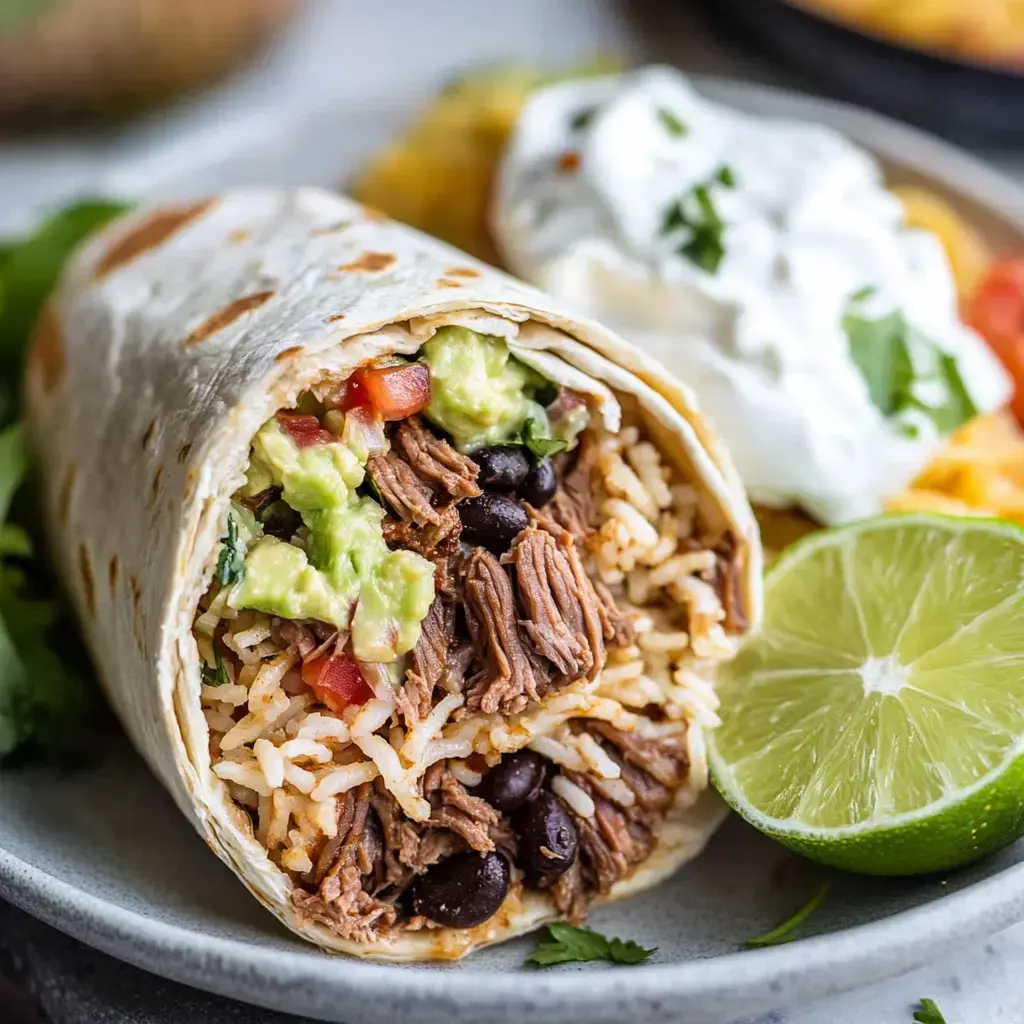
[230,536,351,625]
[420,326,549,450]
[227,414,436,662]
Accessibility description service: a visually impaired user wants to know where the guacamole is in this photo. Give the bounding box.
[420,327,548,450]
[228,418,434,662]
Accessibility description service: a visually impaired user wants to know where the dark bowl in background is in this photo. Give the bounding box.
[701,0,1024,147]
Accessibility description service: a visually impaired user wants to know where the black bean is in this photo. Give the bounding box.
[519,457,557,507]
[475,445,531,493]
[478,750,546,813]
[458,493,528,554]
[409,851,510,928]
[518,791,578,880]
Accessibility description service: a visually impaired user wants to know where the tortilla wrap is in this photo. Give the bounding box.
[25,187,761,960]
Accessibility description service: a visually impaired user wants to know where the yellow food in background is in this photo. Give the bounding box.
[356,68,1024,531]
[796,0,1024,65]
[893,185,993,303]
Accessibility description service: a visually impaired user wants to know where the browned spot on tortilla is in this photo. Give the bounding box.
[361,205,389,222]
[149,466,164,508]
[94,200,213,279]
[177,442,192,464]
[130,574,144,651]
[108,555,119,595]
[325,314,346,323]
[78,543,96,618]
[141,417,158,451]
[444,267,481,279]
[337,251,395,274]
[312,220,353,235]
[436,278,464,289]
[58,464,76,525]
[185,467,198,499]
[275,345,304,363]
[28,303,65,395]
[184,290,274,346]
[227,229,250,244]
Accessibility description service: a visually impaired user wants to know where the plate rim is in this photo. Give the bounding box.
[5,75,1024,1022]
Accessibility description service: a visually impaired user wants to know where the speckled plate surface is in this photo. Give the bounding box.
[4,80,1024,1024]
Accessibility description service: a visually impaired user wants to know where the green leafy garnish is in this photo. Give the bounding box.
[843,306,978,436]
[744,881,830,948]
[527,923,656,967]
[215,514,246,586]
[656,106,688,137]
[570,107,596,131]
[850,284,877,302]
[714,163,737,188]
[660,167,736,274]
[201,650,231,688]
[913,998,948,1024]
[522,418,569,459]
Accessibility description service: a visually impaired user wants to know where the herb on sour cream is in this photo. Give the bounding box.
[660,165,736,275]
[570,107,596,131]
[656,106,687,137]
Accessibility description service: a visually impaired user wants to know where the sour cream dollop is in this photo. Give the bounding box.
[493,66,1011,524]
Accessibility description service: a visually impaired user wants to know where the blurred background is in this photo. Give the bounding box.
[4,0,1024,237]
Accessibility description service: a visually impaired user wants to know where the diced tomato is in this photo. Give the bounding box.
[342,362,430,420]
[966,256,1024,426]
[277,412,336,448]
[301,653,374,713]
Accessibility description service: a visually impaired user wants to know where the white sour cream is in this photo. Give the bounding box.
[493,66,1011,524]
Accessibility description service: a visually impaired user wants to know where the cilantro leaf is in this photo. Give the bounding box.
[570,107,596,131]
[201,650,231,688]
[522,418,569,459]
[660,175,731,275]
[714,164,737,188]
[913,997,948,1024]
[850,284,877,302]
[528,923,656,967]
[656,106,688,137]
[215,514,246,586]
[843,307,978,436]
[744,880,830,948]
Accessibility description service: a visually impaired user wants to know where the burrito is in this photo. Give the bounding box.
[25,188,761,960]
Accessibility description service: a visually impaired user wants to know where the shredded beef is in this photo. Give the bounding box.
[549,857,588,924]
[399,597,454,722]
[274,619,341,663]
[505,527,592,681]
[423,762,501,854]
[463,547,542,714]
[545,436,597,546]
[594,580,636,647]
[715,534,747,634]
[291,783,396,941]
[395,417,481,499]
[367,451,440,526]
[382,503,462,597]
[527,507,607,680]
[587,721,689,788]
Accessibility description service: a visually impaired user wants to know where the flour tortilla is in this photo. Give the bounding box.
[25,188,760,960]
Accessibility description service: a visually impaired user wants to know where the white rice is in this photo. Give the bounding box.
[552,775,596,818]
[310,761,381,801]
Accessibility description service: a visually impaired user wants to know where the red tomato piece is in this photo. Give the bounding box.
[301,653,373,713]
[344,362,430,421]
[966,256,1024,425]
[277,412,336,448]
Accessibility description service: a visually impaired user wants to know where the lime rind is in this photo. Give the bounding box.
[709,513,1024,875]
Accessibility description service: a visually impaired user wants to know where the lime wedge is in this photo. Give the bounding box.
[709,514,1024,875]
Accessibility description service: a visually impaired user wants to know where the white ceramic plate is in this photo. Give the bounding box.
[3,78,1024,1024]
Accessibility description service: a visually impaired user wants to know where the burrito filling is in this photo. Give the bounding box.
[194,324,744,942]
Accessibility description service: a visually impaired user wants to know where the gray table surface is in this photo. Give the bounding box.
[3,1,1024,1021]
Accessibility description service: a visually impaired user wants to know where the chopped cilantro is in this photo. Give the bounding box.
[661,180,728,274]
[913,998,948,1024]
[527,923,656,967]
[744,881,830,948]
[850,284,878,302]
[215,514,246,586]
[521,418,569,459]
[714,163,737,188]
[201,650,231,688]
[843,306,978,436]
[656,106,688,137]
[570,107,596,131]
